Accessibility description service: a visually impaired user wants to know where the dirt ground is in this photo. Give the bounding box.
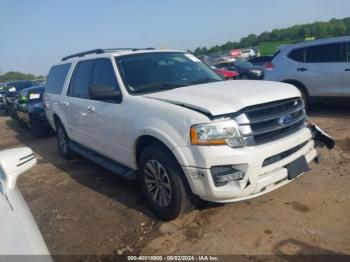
[0,103,349,257]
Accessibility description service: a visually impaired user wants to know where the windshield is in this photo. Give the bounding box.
[116,52,223,94]
[234,60,253,69]
[6,81,34,92]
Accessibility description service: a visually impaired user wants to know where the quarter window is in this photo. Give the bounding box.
[288,48,306,62]
[305,43,347,63]
[68,60,94,98]
[46,63,71,94]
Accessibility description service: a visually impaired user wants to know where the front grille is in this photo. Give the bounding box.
[262,141,308,167]
[234,97,306,146]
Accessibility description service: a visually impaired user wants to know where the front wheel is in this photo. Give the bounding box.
[138,145,195,220]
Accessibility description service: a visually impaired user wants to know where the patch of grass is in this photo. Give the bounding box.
[259,40,296,55]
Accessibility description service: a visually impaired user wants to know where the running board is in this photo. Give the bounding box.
[69,141,136,180]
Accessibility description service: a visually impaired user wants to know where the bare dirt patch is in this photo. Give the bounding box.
[1,103,350,256]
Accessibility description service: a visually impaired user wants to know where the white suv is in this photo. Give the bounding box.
[264,36,350,104]
[44,48,320,220]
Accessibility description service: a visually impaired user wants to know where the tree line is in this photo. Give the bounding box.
[0,71,45,83]
[192,17,350,56]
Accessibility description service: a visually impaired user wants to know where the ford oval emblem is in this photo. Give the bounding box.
[278,114,294,125]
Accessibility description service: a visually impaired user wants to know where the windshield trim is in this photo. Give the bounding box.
[114,51,224,95]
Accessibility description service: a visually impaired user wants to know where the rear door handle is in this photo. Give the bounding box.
[87,105,95,112]
[60,101,69,106]
[297,67,308,72]
[345,68,350,72]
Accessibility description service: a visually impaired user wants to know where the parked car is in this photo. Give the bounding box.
[212,66,239,79]
[215,60,264,80]
[15,85,51,136]
[45,48,326,220]
[264,36,350,105]
[0,147,51,258]
[0,83,5,110]
[248,55,272,66]
[3,80,35,116]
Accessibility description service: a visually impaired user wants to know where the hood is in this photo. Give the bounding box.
[144,80,300,117]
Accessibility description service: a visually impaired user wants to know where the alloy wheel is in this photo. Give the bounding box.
[143,159,172,207]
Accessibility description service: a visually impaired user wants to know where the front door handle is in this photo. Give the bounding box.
[345,68,350,72]
[87,105,95,112]
[297,67,308,72]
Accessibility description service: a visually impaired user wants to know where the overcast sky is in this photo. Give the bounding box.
[0,0,349,75]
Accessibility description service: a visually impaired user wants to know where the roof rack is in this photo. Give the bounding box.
[61,48,155,61]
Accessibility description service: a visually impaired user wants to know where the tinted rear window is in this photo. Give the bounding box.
[305,43,347,63]
[6,81,34,91]
[288,48,306,62]
[67,60,94,99]
[46,63,71,94]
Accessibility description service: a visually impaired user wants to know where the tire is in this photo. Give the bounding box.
[298,88,308,109]
[284,81,309,109]
[32,125,50,137]
[55,120,78,159]
[138,144,195,220]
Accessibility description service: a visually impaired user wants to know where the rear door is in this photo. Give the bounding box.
[342,42,350,97]
[83,58,127,163]
[299,42,347,97]
[65,59,95,147]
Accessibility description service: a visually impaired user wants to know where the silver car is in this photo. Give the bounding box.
[264,36,350,104]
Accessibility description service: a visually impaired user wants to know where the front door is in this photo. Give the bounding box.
[83,58,127,165]
[342,42,350,97]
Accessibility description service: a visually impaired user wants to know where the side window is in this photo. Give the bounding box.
[46,63,71,94]
[90,58,120,92]
[347,42,350,62]
[68,60,94,99]
[288,48,306,62]
[305,43,347,63]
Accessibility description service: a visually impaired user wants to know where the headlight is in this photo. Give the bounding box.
[249,69,261,74]
[190,120,245,148]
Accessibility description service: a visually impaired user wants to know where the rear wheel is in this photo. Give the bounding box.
[284,81,308,109]
[56,120,78,159]
[138,145,195,220]
[298,88,308,108]
[32,125,50,137]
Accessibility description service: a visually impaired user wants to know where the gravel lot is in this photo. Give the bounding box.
[0,103,349,257]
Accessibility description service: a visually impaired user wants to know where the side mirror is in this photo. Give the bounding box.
[0,147,36,190]
[89,84,121,102]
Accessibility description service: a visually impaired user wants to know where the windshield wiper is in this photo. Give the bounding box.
[134,82,186,94]
[188,78,222,85]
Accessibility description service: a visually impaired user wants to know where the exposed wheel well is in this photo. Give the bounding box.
[282,79,309,97]
[53,114,61,131]
[135,135,197,204]
[135,135,173,166]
